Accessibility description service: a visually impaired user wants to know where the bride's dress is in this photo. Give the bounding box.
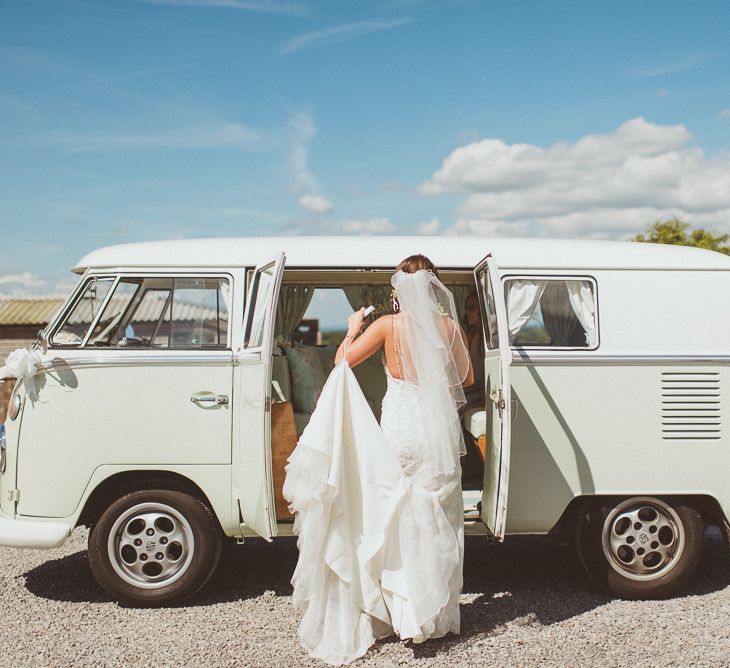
[282,357,464,666]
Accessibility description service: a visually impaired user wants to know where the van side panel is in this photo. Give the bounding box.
[590,269,730,356]
[17,361,233,518]
[506,364,726,533]
[76,464,235,535]
[505,268,729,534]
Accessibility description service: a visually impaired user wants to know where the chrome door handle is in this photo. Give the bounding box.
[191,392,229,405]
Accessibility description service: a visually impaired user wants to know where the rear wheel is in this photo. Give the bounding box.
[88,489,222,606]
[575,496,703,599]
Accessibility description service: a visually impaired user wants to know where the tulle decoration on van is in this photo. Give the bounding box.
[0,347,43,398]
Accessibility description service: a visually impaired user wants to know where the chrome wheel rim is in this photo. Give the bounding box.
[601,497,684,582]
[107,502,195,590]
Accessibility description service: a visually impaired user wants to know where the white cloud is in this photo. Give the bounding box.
[280,18,411,54]
[287,107,317,193]
[719,109,730,119]
[59,64,195,91]
[138,0,306,14]
[0,277,79,300]
[0,272,45,288]
[299,194,333,214]
[0,47,70,75]
[54,123,268,152]
[419,117,730,238]
[330,217,395,234]
[631,51,714,78]
[413,217,440,234]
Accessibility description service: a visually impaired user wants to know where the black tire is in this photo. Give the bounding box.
[575,496,703,599]
[88,489,223,606]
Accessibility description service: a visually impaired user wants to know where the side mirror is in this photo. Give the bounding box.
[33,329,48,355]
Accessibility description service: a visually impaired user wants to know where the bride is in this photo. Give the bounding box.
[283,254,473,665]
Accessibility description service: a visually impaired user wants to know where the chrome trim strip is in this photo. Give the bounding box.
[512,353,730,366]
[37,351,233,371]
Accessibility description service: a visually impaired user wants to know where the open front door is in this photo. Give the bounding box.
[474,253,512,540]
[235,252,285,540]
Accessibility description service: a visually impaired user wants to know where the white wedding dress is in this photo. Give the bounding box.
[282,357,464,666]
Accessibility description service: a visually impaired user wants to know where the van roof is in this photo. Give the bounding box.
[73,236,730,273]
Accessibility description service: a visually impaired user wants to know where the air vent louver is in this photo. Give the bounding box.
[661,372,721,441]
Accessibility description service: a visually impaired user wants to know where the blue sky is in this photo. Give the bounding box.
[1,0,729,295]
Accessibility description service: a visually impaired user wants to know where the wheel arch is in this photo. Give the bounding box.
[76,470,222,533]
[549,493,728,548]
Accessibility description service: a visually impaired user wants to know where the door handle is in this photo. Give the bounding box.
[489,387,505,418]
[191,392,229,406]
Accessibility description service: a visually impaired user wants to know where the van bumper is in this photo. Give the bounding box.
[0,516,71,549]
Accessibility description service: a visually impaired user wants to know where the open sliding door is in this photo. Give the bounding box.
[235,252,285,540]
[473,253,512,540]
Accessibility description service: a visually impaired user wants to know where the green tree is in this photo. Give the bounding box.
[632,216,730,255]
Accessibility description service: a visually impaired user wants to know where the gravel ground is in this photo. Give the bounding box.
[1,527,730,667]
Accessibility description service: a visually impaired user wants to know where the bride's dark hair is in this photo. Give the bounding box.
[395,254,439,278]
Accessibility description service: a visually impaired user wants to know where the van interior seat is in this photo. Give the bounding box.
[272,344,387,436]
[463,407,486,440]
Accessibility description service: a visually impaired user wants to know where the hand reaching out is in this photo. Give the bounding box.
[347,308,366,337]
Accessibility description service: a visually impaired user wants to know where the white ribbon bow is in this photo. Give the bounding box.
[0,348,43,398]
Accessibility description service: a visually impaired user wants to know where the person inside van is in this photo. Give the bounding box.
[461,289,485,407]
[459,289,486,486]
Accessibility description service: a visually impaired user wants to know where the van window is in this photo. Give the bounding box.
[87,280,140,345]
[52,278,115,346]
[478,270,500,350]
[53,276,230,349]
[167,278,229,348]
[504,278,597,348]
[245,267,275,348]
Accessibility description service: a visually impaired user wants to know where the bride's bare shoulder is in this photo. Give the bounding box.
[373,314,393,329]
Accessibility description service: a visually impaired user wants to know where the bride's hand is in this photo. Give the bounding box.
[347,308,366,336]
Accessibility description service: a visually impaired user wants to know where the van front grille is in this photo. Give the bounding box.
[661,372,721,441]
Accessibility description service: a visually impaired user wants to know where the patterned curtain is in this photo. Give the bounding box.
[275,286,316,343]
[343,285,394,322]
[448,284,474,328]
[541,283,578,346]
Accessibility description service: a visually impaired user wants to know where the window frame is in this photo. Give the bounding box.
[48,272,234,352]
[502,273,600,352]
[49,275,119,348]
[243,261,277,350]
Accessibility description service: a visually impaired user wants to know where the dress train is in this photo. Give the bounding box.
[283,360,463,666]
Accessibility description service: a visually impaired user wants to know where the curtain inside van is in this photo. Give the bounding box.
[276,286,315,343]
[506,280,547,338]
[566,281,597,346]
[343,285,393,319]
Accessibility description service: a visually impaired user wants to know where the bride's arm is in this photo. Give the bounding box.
[459,324,475,387]
[334,311,387,367]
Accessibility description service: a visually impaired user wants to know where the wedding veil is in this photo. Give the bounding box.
[390,269,471,484]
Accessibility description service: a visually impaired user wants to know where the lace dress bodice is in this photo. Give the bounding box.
[378,353,464,643]
[380,363,427,479]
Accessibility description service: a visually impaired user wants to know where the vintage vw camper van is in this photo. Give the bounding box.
[0,236,728,605]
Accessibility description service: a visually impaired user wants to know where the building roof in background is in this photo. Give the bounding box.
[0,299,63,326]
[0,295,221,327]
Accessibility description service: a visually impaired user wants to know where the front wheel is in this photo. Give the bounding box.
[88,489,222,606]
[575,496,703,599]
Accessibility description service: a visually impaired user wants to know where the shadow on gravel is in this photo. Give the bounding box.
[22,550,108,603]
[404,527,730,660]
[22,527,730,627]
